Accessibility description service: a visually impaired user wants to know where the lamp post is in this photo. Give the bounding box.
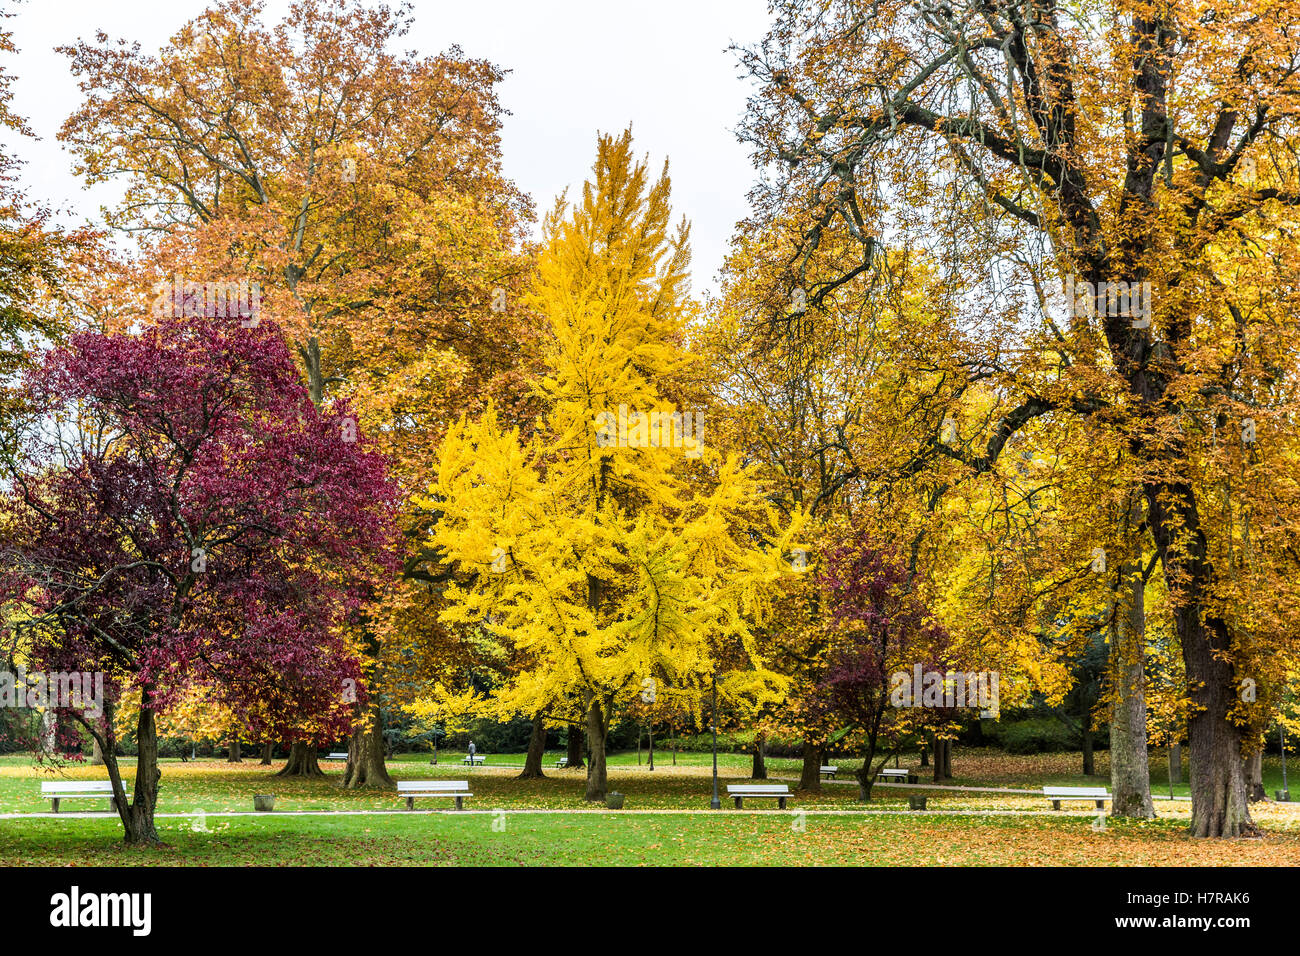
[710,672,720,809]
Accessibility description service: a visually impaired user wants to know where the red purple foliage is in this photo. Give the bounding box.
[1,313,399,747]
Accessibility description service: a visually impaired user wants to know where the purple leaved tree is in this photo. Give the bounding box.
[810,531,958,801]
[0,313,398,845]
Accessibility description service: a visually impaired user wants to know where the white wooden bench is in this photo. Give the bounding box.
[877,768,916,784]
[42,781,127,813]
[324,752,347,761]
[1044,786,1109,810]
[462,754,485,766]
[554,757,568,768]
[820,765,838,779]
[727,784,792,809]
[397,780,472,810]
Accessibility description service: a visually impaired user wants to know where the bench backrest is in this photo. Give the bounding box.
[41,781,117,794]
[726,784,791,794]
[820,765,838,771]
[397,780,469,792]
[878,768,908,774]
[1043,787,1109,797]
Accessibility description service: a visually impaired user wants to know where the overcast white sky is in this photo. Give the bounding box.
[5,0,772,296]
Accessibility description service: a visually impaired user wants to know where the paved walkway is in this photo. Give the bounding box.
[811,777,1193,801]
[439,764,1197,801]
[0,806,1130,820]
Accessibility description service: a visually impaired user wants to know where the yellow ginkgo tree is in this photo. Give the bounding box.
[421,130,802,800]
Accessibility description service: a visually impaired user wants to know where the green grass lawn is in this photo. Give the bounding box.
[2,749,1296,865]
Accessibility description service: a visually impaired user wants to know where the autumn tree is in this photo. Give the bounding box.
[0,312,396,844]
[0,2,93,446]
[806,529,961,800]
[423,130,801,801]
[57,0,536,784]
[735,0,1300,837]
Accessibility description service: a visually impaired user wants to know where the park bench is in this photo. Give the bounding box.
[726,784,792,809]
[397,780,472,811]
[820,765,838,779]
[555,757,569,768]
[462,754,485,767]
[324,752,347,761]
[1044,786,1109,810]
[42,781,127,813]
[877,768,917,784]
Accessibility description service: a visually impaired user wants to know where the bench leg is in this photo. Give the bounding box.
[733,797,742,809]
[406,796,414,810]
[51,798,59,814]
[1052,800,1061,811]
[1095,800,1105,810]
[454,796,463,811]
[778,797,787,810]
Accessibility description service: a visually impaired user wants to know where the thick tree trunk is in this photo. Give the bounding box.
[1172,591,1256,836]
[260,740,273,765]
[519,712,547,779]
[584,697,608,802]
[566,722,585,769]
[1110,563,1155,818]
[1169,743,1182,784]
[343,702,394,789]
[103,706,162,846]
[1140,473,1255,835]
[277,741,323,777]
[919,742,929,767]
[933,738,952,782]
[227,736,242,762]
[91,735,106,766]
[751,734,767,780]
[1082,725,1095,776]
[798,740,823,791]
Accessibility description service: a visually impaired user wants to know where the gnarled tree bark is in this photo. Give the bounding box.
[343,701,394,789]
[277,741,323,777]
